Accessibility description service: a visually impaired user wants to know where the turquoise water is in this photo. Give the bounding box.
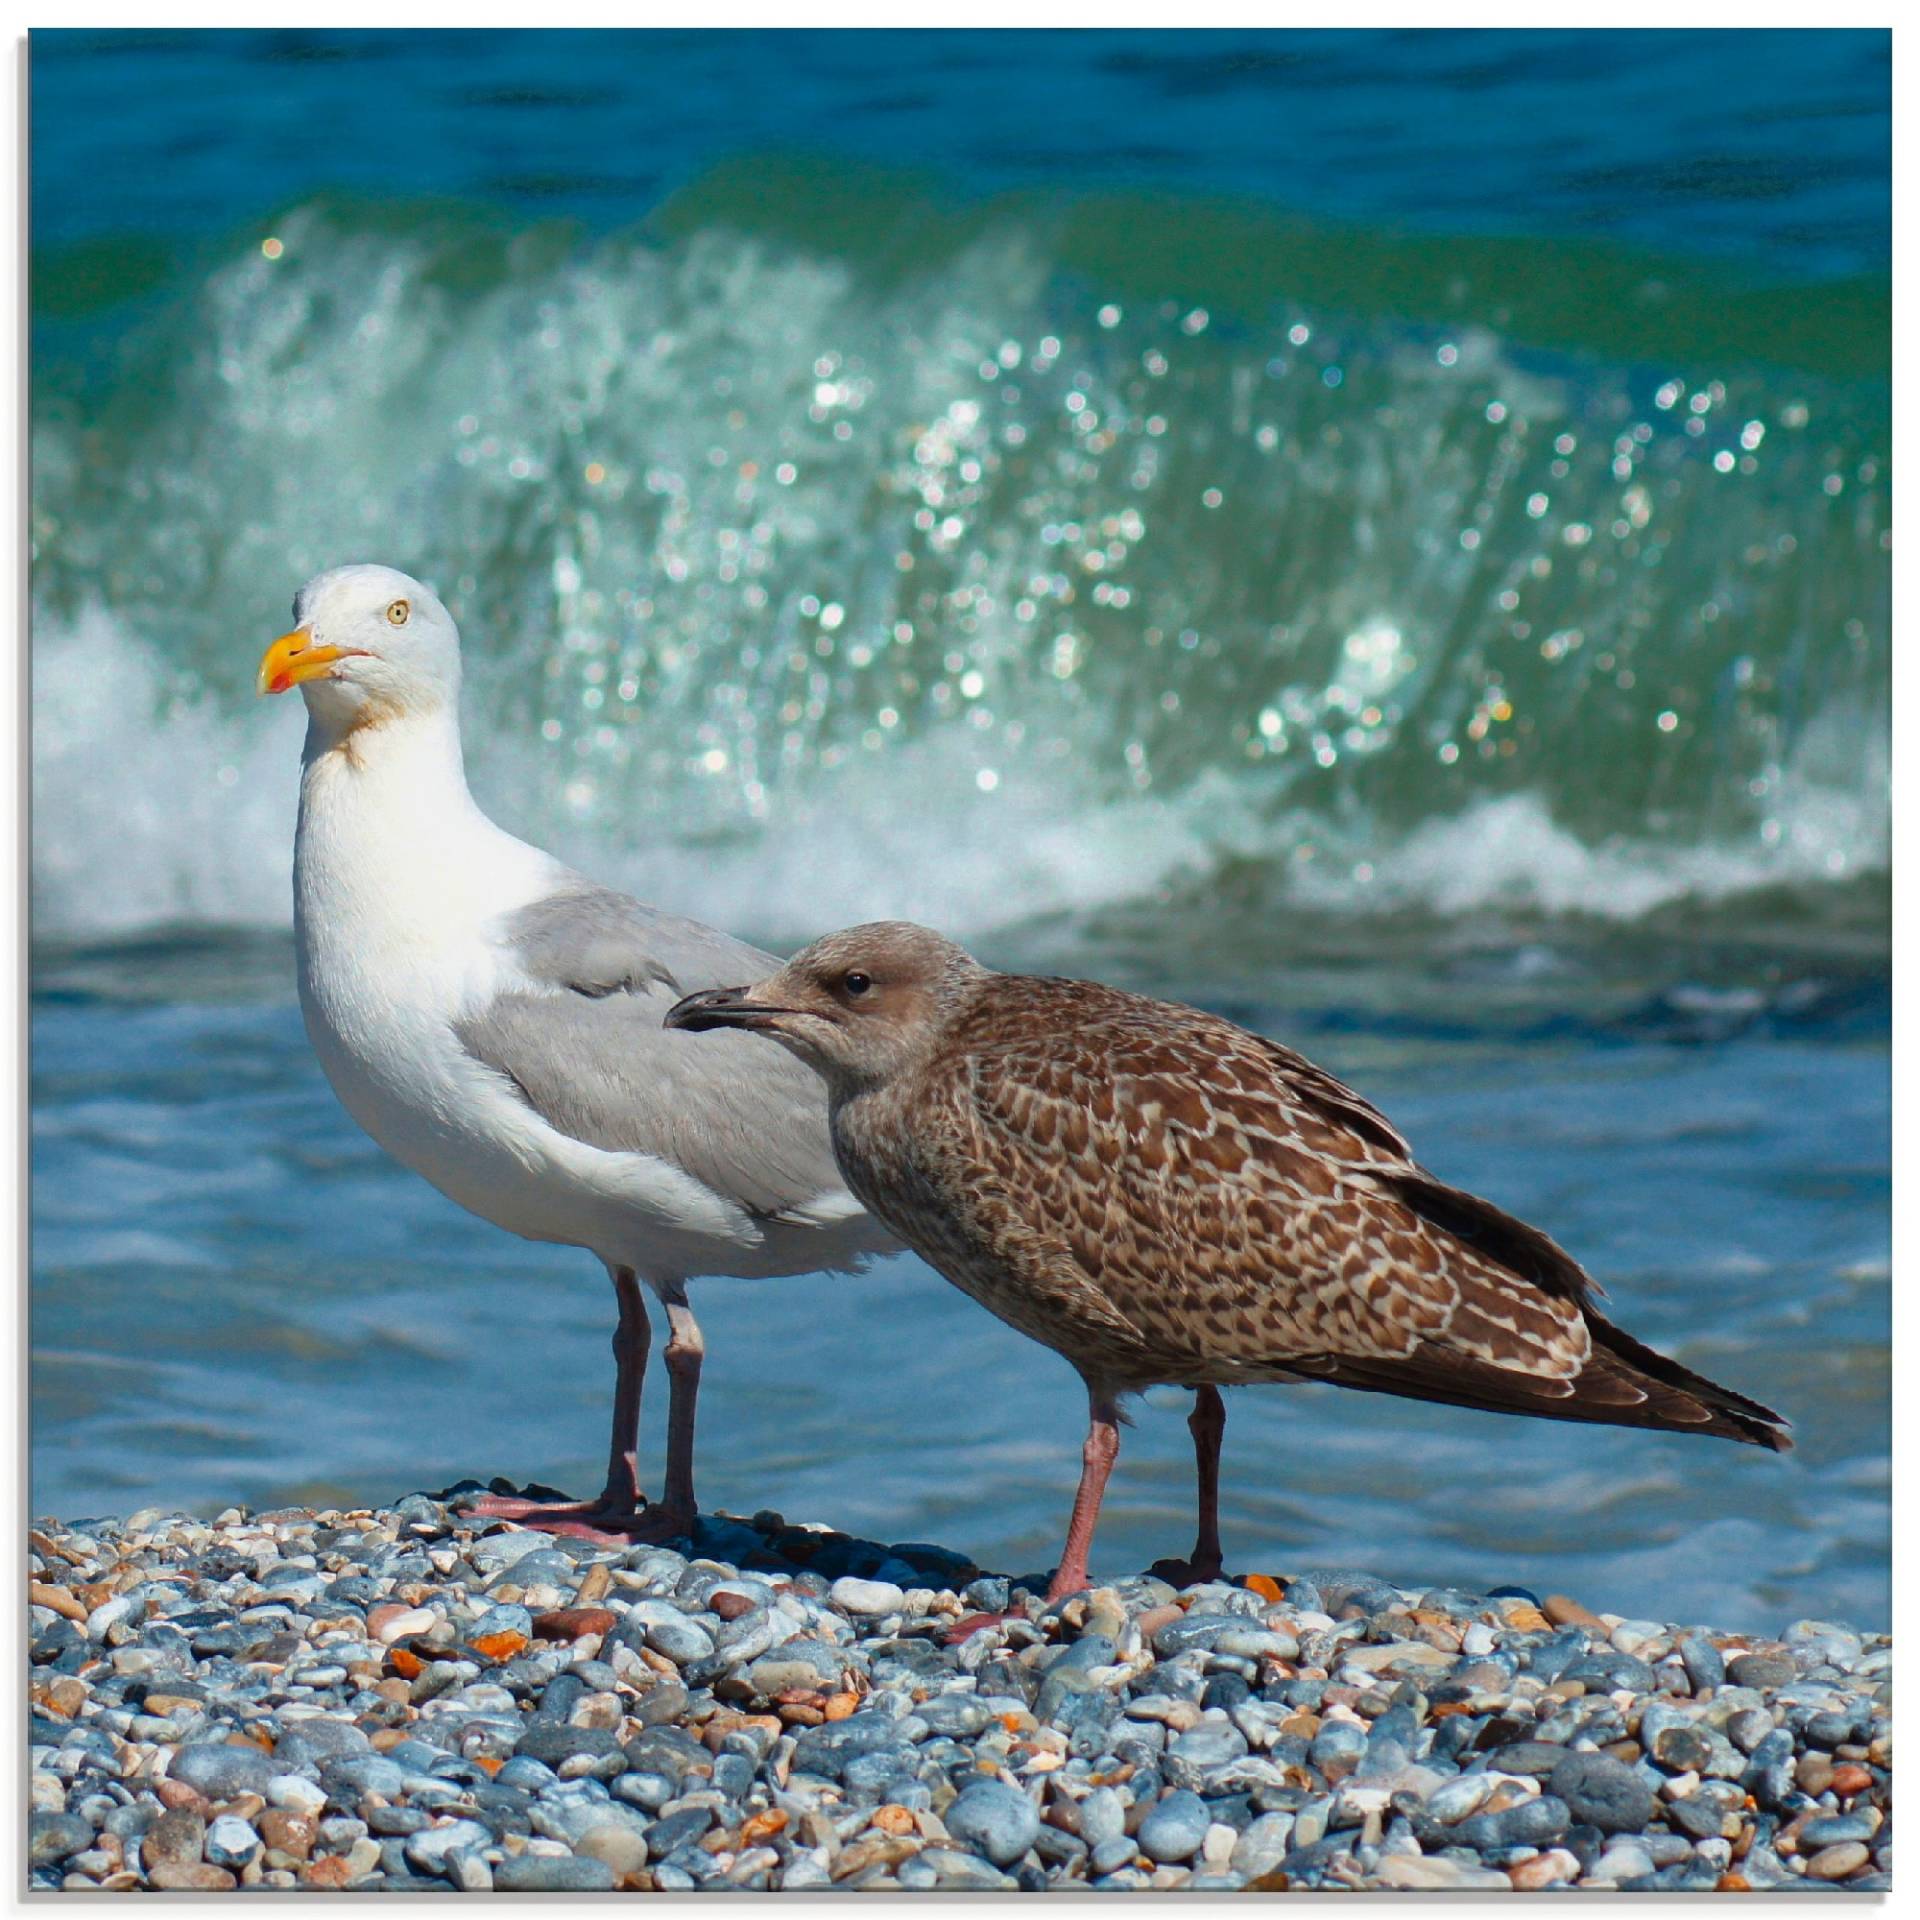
[30,30,1888,1629]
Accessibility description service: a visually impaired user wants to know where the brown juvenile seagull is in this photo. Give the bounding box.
[666,922,1791,1601]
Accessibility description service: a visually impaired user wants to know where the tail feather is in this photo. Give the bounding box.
[1584,1312,1792,1450]
[1337,1164,1795,1451]
[1289,1319,1792,1451]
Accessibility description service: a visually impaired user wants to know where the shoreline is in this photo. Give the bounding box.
[29,1489,1891,1892]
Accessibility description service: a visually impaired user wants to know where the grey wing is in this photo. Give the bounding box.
[501,880,782,1001]
[456,884,853,1224]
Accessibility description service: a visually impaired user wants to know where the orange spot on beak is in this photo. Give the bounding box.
[257,626,361,695]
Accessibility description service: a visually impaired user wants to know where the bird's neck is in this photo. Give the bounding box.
[294,702,509,915]
[301,698,467,786]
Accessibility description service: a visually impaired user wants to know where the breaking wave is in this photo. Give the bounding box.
[31,184,1889,944]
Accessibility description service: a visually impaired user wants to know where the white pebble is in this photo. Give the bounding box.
[1592,1841,1656,1883]
[266,1775,327,1814]
[205,1814,262,1868]
[376,1607,437,1644]
[781,1849,833,1890]
[830,1577,905,1617]
[85,1595,133,1640]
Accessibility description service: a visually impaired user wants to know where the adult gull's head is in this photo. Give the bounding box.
[258,563,461,730]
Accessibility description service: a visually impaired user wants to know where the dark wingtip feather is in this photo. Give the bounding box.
[1586,1313,1793,1451]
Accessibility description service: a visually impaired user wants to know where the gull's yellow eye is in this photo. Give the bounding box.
[386,599,410,626]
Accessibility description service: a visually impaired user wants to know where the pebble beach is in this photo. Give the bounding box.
[27,1488,1890,1893]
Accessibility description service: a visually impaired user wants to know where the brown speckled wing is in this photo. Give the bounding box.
[921,976,1788,1449]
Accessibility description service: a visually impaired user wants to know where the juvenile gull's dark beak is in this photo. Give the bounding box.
[664,985,798,1033]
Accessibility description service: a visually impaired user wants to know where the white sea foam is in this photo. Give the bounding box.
[1288,786,1886,921]
[32,608,305,938]
[30,606,1887,948]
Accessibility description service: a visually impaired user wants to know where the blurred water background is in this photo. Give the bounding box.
[30,29,1888,1629]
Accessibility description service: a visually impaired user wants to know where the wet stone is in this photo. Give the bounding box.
[28,1812,94,1867]
[149,1861,238,1891]
[945,1779,1041,1866]
[830,1577,905,1617]
[643,1806,714,1857]
[167,1740,275,1801]
[1800,1810,1878,1847]
[612,1771,675,1813]
[1075,1785,1127,1849]
[1487,1740,1569,1779]
[491,1853,617,1892]
[1229,1812,1296,1879]
[1139,1789,1212,1863]
[1454,1794,1570,1852]
[1726,1650,1798,1689]
[143,1808,206,1869]
[365,1805,429,1837]
[1549,1750,1657,1834]
[19,1496,1891,1895]
[1676,1633,1725,1694]
[1559,1651,1658,1692]
[1804,1841,1869,1881]
[204,1815,262,1869]
[513,1719,621,1766]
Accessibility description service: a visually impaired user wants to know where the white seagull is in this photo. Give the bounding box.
[259,563,895,1539]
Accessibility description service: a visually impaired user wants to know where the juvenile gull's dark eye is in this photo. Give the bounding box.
[843,971,871,998]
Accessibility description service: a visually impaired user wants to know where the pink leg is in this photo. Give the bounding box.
[465,1267,661,1542]
[643,1289,704,1539]
[505,1283,705,1547]
[1046,1389,1122,1603]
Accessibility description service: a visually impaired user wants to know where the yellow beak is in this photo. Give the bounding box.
[257,627,359,696]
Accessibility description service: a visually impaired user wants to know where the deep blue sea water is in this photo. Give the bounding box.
[30,30,1888,1629]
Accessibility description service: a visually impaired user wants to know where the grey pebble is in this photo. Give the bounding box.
[28,1812,93,1867]
[643,1805,713,1857]
[642,1615,714,1665]
[167,1740,275,1800]
[1454,1793,1570,1852]
[21,1493,1890,1897]
[1075,1785,1127,1848]
[204,1814,262,1868]
[491,1853,618,1891]
[1549,1751,1657,1835]
[1138,1787,1212,1862]
[1800,1810,1879,1847]
[1230,1811,1296,1879]
[945,1779,1041,1866]
[920,1846,1018,1890]
[1677,1633,1726,1694]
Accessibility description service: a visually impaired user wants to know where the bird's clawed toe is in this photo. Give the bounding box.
[457,1491,693,1546]
[1148,1554,1227,1589]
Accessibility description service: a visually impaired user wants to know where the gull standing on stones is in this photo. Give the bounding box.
[667,921,1792,1600]
[259,564,895,1539]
